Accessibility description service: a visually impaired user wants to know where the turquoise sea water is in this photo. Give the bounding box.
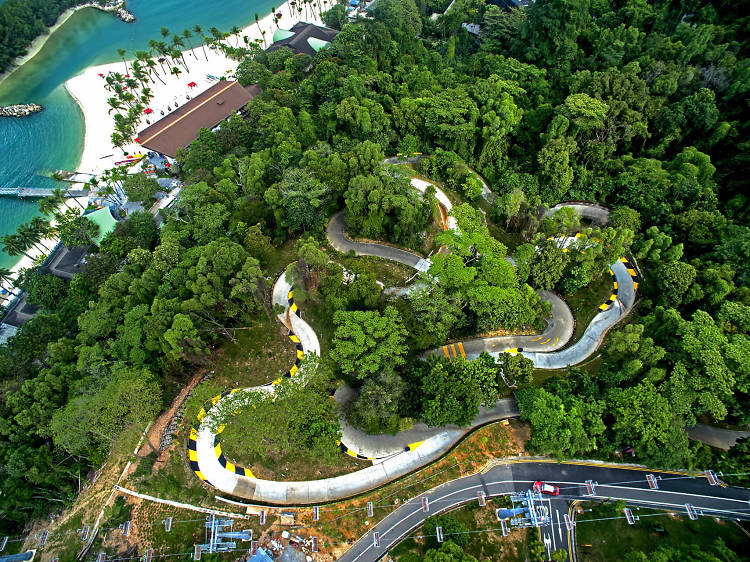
[0,0,278,269]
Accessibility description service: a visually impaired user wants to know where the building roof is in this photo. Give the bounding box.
[266,22,339,58]
[136,81,261,157]
[85,207,118,245]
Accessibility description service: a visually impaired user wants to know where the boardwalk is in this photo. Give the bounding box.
[0,187,90,198]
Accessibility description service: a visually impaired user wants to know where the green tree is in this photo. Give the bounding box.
[607,380,690,467]
[330,306,408,379]
[529,239,568,290]
[50,365,161,461]
[350,371,406,434]
[123,174,160,202]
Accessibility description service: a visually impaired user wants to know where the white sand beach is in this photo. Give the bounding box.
[66,0,324,177]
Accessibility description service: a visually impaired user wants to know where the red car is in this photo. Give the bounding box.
[533,481,560,495]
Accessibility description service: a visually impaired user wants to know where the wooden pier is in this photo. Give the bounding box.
[0,187,90,198]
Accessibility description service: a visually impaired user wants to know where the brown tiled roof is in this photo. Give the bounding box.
[137,81,260,157]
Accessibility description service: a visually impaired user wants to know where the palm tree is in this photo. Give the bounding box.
[171,36,190,70]
[148,39,168,74]
[30,217,57,249]
[144,57,166,85]
[107,97,125,115]
[16,223,45,254]
[289,1,296,17]
[171,48,189,72]
[182,29,197,58]
[209,27,223,45]
[0,267,17,298]
[160,27,171,41]
[117,48,129,75]
[230,25,241,47]
[155,41,172,71]
[140,87,153,106]
[52,185,84,212]
[38,197,57,217]
[130,61,146,88]
[170,65,182,80]
[193,25,209,60]
[1,234,35,261]
[254,13,261,34]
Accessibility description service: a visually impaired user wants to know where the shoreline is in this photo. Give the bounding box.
[0,4,99,89]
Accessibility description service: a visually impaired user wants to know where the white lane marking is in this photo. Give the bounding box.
[594,483,750,504]
[349,483,486,562]
[349,478,749,562]
[548,499,557,552]
[556,509,563,542]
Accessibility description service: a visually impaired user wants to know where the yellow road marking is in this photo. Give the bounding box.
[541,338,552,345]
[531,336,543,342]
[407,440,425,451]
[457,342,466,358]
[553,337,559,346]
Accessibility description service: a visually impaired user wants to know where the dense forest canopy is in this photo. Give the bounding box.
[2,0,750,536]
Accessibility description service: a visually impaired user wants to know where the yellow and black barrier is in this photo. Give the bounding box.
[338,442,377,461]
[188,291,307,484]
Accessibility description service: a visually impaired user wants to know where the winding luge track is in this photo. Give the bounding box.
[188,170,639,504]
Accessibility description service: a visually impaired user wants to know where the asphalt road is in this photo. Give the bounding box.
[327,211,427,270]
[687,423,750,450]
[336,460,750,562]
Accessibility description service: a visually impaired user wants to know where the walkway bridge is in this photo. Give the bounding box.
[0,187,90,198]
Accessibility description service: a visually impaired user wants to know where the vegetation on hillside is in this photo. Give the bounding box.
[1,0,750,539]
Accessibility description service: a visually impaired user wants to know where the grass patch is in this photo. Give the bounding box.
[135,432,215,506]
[576,501,749,561]
[390,499,534,560]
[221,441,368,482]
[209,314,297,389]
[265,239,299,278]
[563,272,616,344]
[336,254,416,287]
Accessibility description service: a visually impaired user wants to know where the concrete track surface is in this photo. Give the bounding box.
[189,177,661,505]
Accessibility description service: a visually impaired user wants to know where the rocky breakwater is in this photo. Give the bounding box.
[0,103,43,117]
[98,1,135,22]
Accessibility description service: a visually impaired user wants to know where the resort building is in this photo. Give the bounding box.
[266,22,340,58]
[136,80,261,158]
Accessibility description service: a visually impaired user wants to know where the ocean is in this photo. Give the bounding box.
[0,0,279,269]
